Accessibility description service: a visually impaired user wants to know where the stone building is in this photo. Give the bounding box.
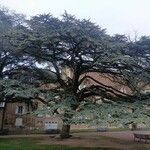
[0,100,63,132]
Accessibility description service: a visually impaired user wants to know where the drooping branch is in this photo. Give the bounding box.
[78,75,133,97]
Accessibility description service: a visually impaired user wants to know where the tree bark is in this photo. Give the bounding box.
[131,122,137,131]
[60,124,71,139]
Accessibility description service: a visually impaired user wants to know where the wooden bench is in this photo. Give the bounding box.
[96,128,108,132]
[133,133,150,143]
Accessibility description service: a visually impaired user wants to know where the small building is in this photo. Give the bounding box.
[0,100,63,133]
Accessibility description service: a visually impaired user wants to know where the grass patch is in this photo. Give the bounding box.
[71,128,150,133]
[0,137,119,150]
[71,128,129,133]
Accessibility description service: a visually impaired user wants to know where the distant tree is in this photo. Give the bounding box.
[17,13,150,138]
[0,8,37,131]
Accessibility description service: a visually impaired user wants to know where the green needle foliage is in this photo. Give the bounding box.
[0,8,149,138]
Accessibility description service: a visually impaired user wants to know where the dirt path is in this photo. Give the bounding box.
[40,131,150,150]
[99,130,150,141]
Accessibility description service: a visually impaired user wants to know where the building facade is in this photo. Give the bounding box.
[0,101,63,133]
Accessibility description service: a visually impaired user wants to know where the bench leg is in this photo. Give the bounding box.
[135,138,140,142]
[145,139,148,144]
[134,138,139,142]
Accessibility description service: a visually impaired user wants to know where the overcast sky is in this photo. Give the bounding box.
[1,0,150,37]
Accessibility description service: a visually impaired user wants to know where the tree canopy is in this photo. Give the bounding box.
[0,10,149,138]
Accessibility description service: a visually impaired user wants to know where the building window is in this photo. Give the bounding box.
[18,106,23,114]
[0,102,5,108]
[16,106,24,114]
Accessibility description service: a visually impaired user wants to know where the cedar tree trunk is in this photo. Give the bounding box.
[60,124,71,139]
